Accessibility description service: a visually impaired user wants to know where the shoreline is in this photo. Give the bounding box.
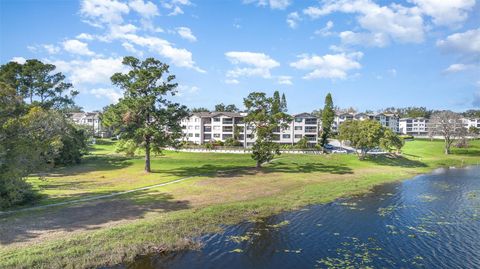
[1,155,478,268]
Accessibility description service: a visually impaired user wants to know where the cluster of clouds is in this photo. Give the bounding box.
[11,0,479,107]
[20,0,202,103]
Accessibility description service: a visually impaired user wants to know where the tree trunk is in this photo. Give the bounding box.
[256,161,262,168]
[145,138,151,172]
[444,146,450,155]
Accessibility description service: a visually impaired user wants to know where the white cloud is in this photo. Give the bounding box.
[48,57,127,86]
[80,0,130,26]
[176,27,197,42]
[176,85,200,96]
[128,0,159,18]
[225,51,280,79]
[409,0,475,27]
[303,0,425,46]
[286,12,301,29]
[90,88,123,103]
[443,63,474,73]
[388,68,397,77]
[245,0,291,10]
[11,57,26,64]
[436,28,480,60]
[277,75,293,85]
[76,33,94,40]
[225,79,240,84]
[121,42,143,56]
[290,52,363,79]
[62,39,95,56]
[120,34,204,72]
[162,0,191,16]
[314,20,334,36]
[339,31,389,47]
[43,44,61,54]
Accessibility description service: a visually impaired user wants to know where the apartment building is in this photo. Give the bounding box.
[332,112,399,133]
[462,118,480,129]
[69,112,110,137]
[398,117,429,136]
[181,112,320,147]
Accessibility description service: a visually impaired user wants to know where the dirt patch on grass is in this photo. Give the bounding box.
[0,193,189,249]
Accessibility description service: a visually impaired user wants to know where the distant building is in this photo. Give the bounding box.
[69,112,110,137]
[399,117,429,136]
[462,118,480,129]
[180,112,321,147]
[332,112,399,133]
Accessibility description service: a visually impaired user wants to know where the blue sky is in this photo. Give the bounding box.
[1,0,479,113]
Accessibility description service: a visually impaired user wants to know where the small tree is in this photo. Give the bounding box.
[243,92,292,168]
[320,93,334,148]
[428,111,464,154]
[468,126,479,139]
[380,128,404,154]
[281,93,288,112]
[103,57,189,172]
[339,120,385,159]
[296,137,308,149]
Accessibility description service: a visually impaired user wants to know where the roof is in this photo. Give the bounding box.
[293,112,316,118]
[191,111,245,118]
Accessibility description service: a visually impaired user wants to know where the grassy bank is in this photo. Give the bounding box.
[1,139,479,268]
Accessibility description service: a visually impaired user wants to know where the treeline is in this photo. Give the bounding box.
[0,60,88,209]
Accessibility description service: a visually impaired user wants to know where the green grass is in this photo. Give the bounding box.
[26,139,255,206]
[1,139,479,268]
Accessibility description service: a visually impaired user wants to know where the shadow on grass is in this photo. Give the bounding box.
[39,155,134,177]
[0,190,189,245]
[365,154,427,168]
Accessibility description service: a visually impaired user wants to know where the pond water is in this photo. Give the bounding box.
[124,166,480,269]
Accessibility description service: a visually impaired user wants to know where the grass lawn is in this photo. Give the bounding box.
[0,139,479,268]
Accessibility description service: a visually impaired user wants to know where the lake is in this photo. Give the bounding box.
[124,166,480,269]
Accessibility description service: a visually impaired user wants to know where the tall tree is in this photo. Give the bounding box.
[215,103,239,112]
[428,111,465,154]
[243,92,292,168]
[272,90,281,114]
[103,57,189,172]
[191,107,210,112]
[225,104,239,112]
[281,93,287,112]
[214,103,226,112]
[0,59,78,109]
[320,93,334,147]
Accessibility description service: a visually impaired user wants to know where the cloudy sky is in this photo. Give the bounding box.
[1,0,479,112]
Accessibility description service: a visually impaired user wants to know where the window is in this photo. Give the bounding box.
[305,126,317,133]
[188,126,193,129]
[295,118,303,123]
[294,126,302,131]
[223,134,233,139]
[305,118,317,125]
[188,133,193,137]
[213,117,220,122]
[182,125,186,129]
[195,133,200,137]
[204,134,211,140]
[213,126,221,131]
[204,126,211,132]
[282,134,291,139]
[222,118,233,124]
[247,134,254,138]
[213,133,220,138]
[223,126,233,132]
[238,134,244,140]
[194,118,199,122]
[295,134,302,139]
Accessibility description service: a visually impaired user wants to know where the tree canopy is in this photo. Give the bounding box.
[102,57,189,172]
[320,93,334,147]
[428,111,465,154]
[243,92,292,168]
[214,103,239,112]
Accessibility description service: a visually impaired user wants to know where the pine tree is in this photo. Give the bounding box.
[281,93,288,112]
[320,93,334,147]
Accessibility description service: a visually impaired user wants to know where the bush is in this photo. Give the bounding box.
[399,135,414,140]
[54,124,88,165]
[224,137,241,147]
[0,177,38,209]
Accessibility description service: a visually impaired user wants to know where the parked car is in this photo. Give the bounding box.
[324,144,334,149]
[332,149,347,154]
